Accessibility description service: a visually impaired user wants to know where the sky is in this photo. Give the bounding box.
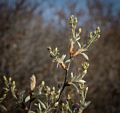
[39,0,89,26]
[41,0,87,21]
[4,0,120,25]
[6,0,120,14]
[40,0,120,25]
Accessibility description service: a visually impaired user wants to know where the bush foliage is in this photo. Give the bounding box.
[0,15,101,113]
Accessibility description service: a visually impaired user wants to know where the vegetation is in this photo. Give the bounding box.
[0,15,100,113]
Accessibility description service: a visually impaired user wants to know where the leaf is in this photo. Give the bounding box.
[84,101,91,108]
[84,87,88,98]
[38,103,42,111]
[76,37,80,41]
[81,70,87,79]
[77,41,81,48]
[0,104,7,111]
[38,100,46,109]
[70,72,74,78]
[3,76,9,88]
[79,80,86,84]
[11,81,17,99]
[65,59,71,63]
[61,54,66,60]
[18,90,25,103]
[25,95,30,103]
[70,82,79,93]
[28,110,36,113]
[81,53,89,60]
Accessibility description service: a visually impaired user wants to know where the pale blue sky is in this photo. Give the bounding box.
[5,0,120,25]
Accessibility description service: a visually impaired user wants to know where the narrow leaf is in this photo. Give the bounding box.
[81,53,89,60]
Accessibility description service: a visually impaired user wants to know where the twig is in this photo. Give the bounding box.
[57,60,71,102]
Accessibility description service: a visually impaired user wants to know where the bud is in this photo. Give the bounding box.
[71,72,74,78]
[82,62,89,70]
[9,77,12,83]
[97,34,100,39]
[69,15,78,28]
[12,81,16,86]
[78,28,82,34]
[41,81,45,86]
[67,94,71,100]
[52,87,55,91]
[54,102,59,107]
[96,26,100,33]
[30,74,36,91]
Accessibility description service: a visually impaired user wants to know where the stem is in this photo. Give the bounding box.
[57,69,67,102]
[46,58,72,113]
[57,59,71,102]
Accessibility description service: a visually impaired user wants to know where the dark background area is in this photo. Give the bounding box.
[0,0,120,113]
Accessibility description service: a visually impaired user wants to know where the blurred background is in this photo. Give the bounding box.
[0,0,120,113]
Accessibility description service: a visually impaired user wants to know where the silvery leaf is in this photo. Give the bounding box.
[81,53,89,60]
[77,41,81,48]
[61,54,66,60]
[25,95,30,103]
[65,59,71,63]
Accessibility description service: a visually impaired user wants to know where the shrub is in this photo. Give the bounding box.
[0,15,101,113]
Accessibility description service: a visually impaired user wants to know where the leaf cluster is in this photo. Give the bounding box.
[0,15,101,113]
